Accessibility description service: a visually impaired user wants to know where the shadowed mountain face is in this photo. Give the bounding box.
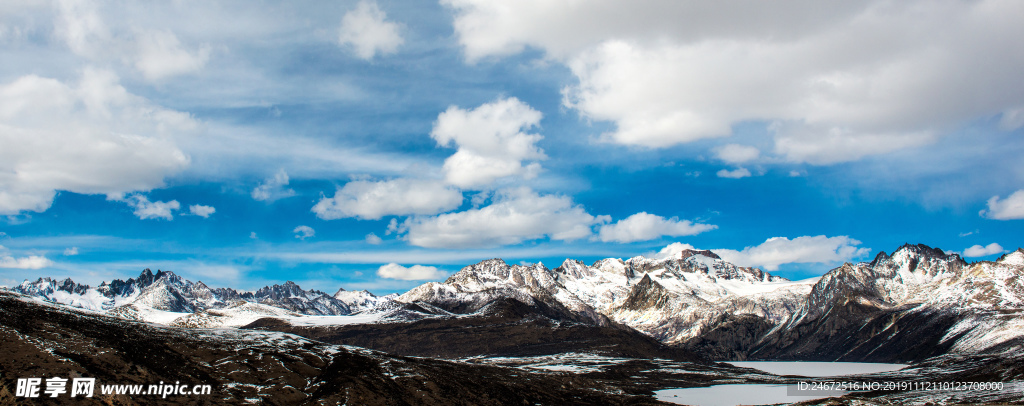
[0,292,676,405]
[682,244,1024,363]
[244,297,707,362]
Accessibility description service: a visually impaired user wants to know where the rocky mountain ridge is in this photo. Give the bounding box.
[9,268,387,321]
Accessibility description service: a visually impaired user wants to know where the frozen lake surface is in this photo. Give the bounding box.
[655,362,906,405]
[655,384,842,406]
[727,361,906,377]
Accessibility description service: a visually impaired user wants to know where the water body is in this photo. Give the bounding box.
[655,362,906,406]
[727,361,906,377]
[655,384,843,406]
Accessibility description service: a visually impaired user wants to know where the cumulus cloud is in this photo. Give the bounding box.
[251,170,296,202]
[312,178,463,220]
[597,212,716,243]
[188,204,215,218]
[117,194,180,220]
[0,254,53,269]
[64,247,79,256]
[963,243,1005,257]
[980,190,1024,220]
[715,144,760,164]
[293,225,315,240]
[403,187,607,248]
[365,233,383,245]
[651,242,698,260]
[0,245,53,269]
[0,69,192,215]
[376,263,445,280]
[339,0,404,59]
[431,97,546,188]
[715,235,870,271]
[716,168,752,179]
[447,1,1024,163]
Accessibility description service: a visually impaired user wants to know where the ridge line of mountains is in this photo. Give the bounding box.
[6,243,1024,363]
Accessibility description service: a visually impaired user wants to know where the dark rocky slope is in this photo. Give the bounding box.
[244,297,707,362]
[0,291,677,405]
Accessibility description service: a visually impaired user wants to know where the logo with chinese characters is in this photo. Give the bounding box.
[16,377,95,398]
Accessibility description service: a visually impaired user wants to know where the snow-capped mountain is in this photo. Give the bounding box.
[395,244,1024,363]
[398,249,814,343]
[8,269,394,326]
[8,243,1024,364]
[334,288,397,313]
[727,244,1024,362]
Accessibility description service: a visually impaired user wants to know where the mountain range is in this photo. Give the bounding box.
[4,243,1024,404]
[6,243,1024,364]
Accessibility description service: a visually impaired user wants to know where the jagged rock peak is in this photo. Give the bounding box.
[620,273,670,311]
[893,243,955,260]
[870,250,890,267]
[676,249,722,260]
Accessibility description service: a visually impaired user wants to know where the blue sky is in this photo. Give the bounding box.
[2,0,1023,294]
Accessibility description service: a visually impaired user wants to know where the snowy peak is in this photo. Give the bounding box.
[887,243,966,271]
[17,277,90,297]
[676,249,722,261]
[255,281,318,300]
[997,249,1024,266]
[554,259,592,280]
[333,288,390,313]
[444,259,561,293]
[5,268,393,319]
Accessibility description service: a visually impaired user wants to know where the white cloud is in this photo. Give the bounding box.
[338,0,403,60]
[251,169,296,202]
[312,178,463,220]
[0,69,192,215]
[715,235,870,271]
[715,144,760,164]
[188,204,215,218]
[118,194,180,220]
[717,168,752,179]
[365,233,382,245]
[385,218,401,235]
[54,0,111,58]
[55,0,209,80]
[963,243,1005,257]
[0,244,54,269]
[771,124,935,165]
[980,190,1024,220]
[376,263,446,281]
[249,232,258,240]
[0,254,53,269]
[63,247,79,256]
[597,212,716,243]
[403,187,607,248]
[431,97,546,188]
[133,29,211,81]
[447,1,1024,163]
[293,225,315,240]
[652,242,697,261]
